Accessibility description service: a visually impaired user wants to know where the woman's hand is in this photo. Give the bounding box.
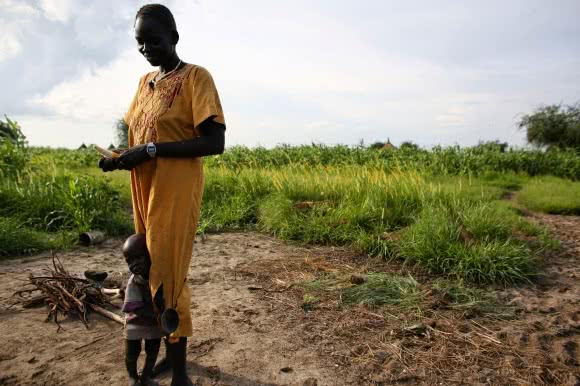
[98,157,120,172]
[117,144,151,170]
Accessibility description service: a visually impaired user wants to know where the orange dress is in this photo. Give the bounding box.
[124,64,225,338]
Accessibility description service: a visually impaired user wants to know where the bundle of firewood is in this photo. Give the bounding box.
[14,253,124,329]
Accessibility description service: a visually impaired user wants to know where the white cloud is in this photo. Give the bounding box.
[0,28,21,62]
[39,0,74,23]
[0,0,40,62]
[31,50,146,121]
[436,108,467,126]
[0,0,38,16]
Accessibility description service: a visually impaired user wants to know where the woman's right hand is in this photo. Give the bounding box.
[98,157,120,172]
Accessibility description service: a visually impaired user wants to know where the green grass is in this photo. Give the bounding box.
[0,140,569,287]
[195,165,557,284]
[517,177,580,214]
[341,273,423,308]
[205,143,580,180]
[79,167,132,208]
[0,170,132,234]
[0,217,51,257]
[0,162,557,284]
[430,279,500,316]
[0,167,133,257]
[396,202,539,284]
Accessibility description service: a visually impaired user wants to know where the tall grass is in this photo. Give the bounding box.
[396,203,538,284]
[0,217,51,257]
[0,166,133,256]
[198,166,551,284]
[517,177,580,214]
[1,170,132,234]
[204,144,580,180]
[0,141,566,285]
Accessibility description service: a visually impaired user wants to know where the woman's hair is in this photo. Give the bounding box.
[135,3,177,32]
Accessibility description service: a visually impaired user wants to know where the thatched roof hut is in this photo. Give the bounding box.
[382,138,397,150]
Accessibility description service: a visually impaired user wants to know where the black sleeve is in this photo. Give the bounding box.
[155,118,225,158]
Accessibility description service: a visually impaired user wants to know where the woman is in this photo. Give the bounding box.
[99,4,226,385]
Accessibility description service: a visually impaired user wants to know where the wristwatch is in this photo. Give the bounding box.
[146,142,157,158]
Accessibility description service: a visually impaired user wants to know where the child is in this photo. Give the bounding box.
[122,233,164,386]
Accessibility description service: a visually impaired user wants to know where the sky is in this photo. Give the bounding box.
[1,0,579,149]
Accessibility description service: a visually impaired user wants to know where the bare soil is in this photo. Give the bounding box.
[0,212,579,385]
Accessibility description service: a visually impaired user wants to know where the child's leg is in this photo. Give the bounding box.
[141,338,161,384]
[125,339,141,386]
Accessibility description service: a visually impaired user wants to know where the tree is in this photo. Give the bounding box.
[518,104,580,149]
[0,115,26,146]
[115,118,129,148]
[475,140,509,153]
[399,141,420,151]
[0,116,29,176]
[369,141,385,150]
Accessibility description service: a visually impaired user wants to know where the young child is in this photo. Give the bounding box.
[122,233,164,386]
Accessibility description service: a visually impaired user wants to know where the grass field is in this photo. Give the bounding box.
[1,142,578,285]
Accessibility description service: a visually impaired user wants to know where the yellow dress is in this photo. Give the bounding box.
[124,64,225,338]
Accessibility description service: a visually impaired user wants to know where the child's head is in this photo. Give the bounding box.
[122,233,151,278]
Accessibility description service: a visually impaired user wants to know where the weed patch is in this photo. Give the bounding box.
[341,273,423,308]
[517,177,580,214]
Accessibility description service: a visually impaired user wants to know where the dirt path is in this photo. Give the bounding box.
[0,233,348,386]
[0,213,579,385]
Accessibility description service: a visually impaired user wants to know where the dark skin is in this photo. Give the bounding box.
[122,234,151,279]
[99,16,225,173]
[103,15,219,386]
[123,234,161,386]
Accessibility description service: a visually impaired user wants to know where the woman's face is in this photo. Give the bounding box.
[134,16,176,66]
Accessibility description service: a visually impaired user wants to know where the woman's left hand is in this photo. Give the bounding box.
[117,144,151,170]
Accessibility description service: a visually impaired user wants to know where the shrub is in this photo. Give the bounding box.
[0,116,29,177]
[0,217,51,257]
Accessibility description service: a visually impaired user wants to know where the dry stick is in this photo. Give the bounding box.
[56,282,84,309]
[474,331,502,345]
[262,294,296,309]
[87,303,124,325]
[29,276,88,282]
[22,295,48,308]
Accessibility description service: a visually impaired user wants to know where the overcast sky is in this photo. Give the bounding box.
[1,0,579,149]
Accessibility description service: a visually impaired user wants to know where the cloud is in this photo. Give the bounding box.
[0,0,39,62]
[0,0,143,116]
[0,26,21,62]
[39,0,73,23]
[436,108,467,127]
[4,0,580,149]
[31,49,149,121]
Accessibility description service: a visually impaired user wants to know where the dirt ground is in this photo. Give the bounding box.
[0,212,579,385]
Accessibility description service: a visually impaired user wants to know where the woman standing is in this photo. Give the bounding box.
[99,4,226,385]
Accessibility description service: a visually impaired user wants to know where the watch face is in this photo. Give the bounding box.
[147,144,156,155]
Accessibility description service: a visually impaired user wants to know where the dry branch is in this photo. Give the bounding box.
[88,304,124,324]
[14,252,123,329]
